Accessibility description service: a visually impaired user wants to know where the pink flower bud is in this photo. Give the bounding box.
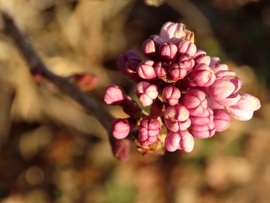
[162,85,181,106]
[69,72,99,91]
[159,42,178,60]
[195,55,211,66]
[190,108,214,125]
[188,64,216,87]
[206,97,224,110]
[125,59,142,81]
[137,60,157,80]
[193,49,207,59]
[209,56,220,67]
[212,63,228,72]
[178,55,195,71]
[135,81,158,106]
[215,93,241,106]
[160,22,194,43]
[142,35,163,59]
[164,104,191,132]
[138,116,160,146]
[111,139,130,161]
[226,93,261,120]
[179,130,195,152]
[117,50,143,81]
[112,118,135,139]
[169,56,195,81]
[182,89,207,115]
[169,63,188,81]
[208,79,238,100]
[117,50,141,74]
[164,131,181,152]
[213,109,230,132]
[177,40,197,57]
[215,70,236,79]
[189,121,216,139]
[154,62,168,81]
[164,130,194,152]
[104,85,127,105]
[229,78,242,93]
[212,64,238,79]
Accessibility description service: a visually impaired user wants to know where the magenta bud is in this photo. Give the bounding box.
[208,79,237,100]
[169,56,195,81]
[183,89,207,115]
[215,93,241,106]
[194,54,211,66]
[112,118,135,139]
[142,35,163,58]
[135,81,158,106]
[189,121,216,139]
[117,50,141,73]
[117,50,142,82]
[125,59,142,81]
[215,70,236,79]
[162,85,181,106]
[213,109,230,132]
[188,64,216,87]
[160,22,191,43]
[229,78,242,93]
[164,130,194,152]
[164,104,191,132]
[178,55,195,71]
[226,93,261,121]
[137,60,157,80]
[190,108,214,125]
[177,40,197,57]
[206,97,224,110]
[164,131,181,152]
[169,63,188,81]
[111,139,130,161]
[104,85,127,105]
[179,130,195,152]
[138,116,160,146]
[142,38,156,56]
[193,49,207,58]
[213,63,228,72]
[209,56,221,67]
[69,72,99,91]
[154,62,168,81]
[159,42,178,60]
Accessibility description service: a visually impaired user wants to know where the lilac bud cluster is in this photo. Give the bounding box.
[104,22,261,153]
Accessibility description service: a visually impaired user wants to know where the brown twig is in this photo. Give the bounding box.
[1,13,115,139]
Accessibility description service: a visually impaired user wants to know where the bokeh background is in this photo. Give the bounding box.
[0,0,269,202]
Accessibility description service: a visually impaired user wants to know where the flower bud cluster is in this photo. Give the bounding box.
[104,22,261,154]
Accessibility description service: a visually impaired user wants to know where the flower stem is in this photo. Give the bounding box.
[1,12,115,134]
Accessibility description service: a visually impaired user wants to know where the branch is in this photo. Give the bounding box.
[1,13,114,138]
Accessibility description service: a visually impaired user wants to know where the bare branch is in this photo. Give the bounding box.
[1,12,114,135]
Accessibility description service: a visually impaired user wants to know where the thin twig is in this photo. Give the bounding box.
[1,12,115,134]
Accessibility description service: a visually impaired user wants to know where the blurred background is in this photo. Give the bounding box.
[0,0,269,202]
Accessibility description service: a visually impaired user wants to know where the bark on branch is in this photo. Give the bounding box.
[1,12,115,142]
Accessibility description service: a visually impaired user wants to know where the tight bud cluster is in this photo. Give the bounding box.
[104,22,261,153]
